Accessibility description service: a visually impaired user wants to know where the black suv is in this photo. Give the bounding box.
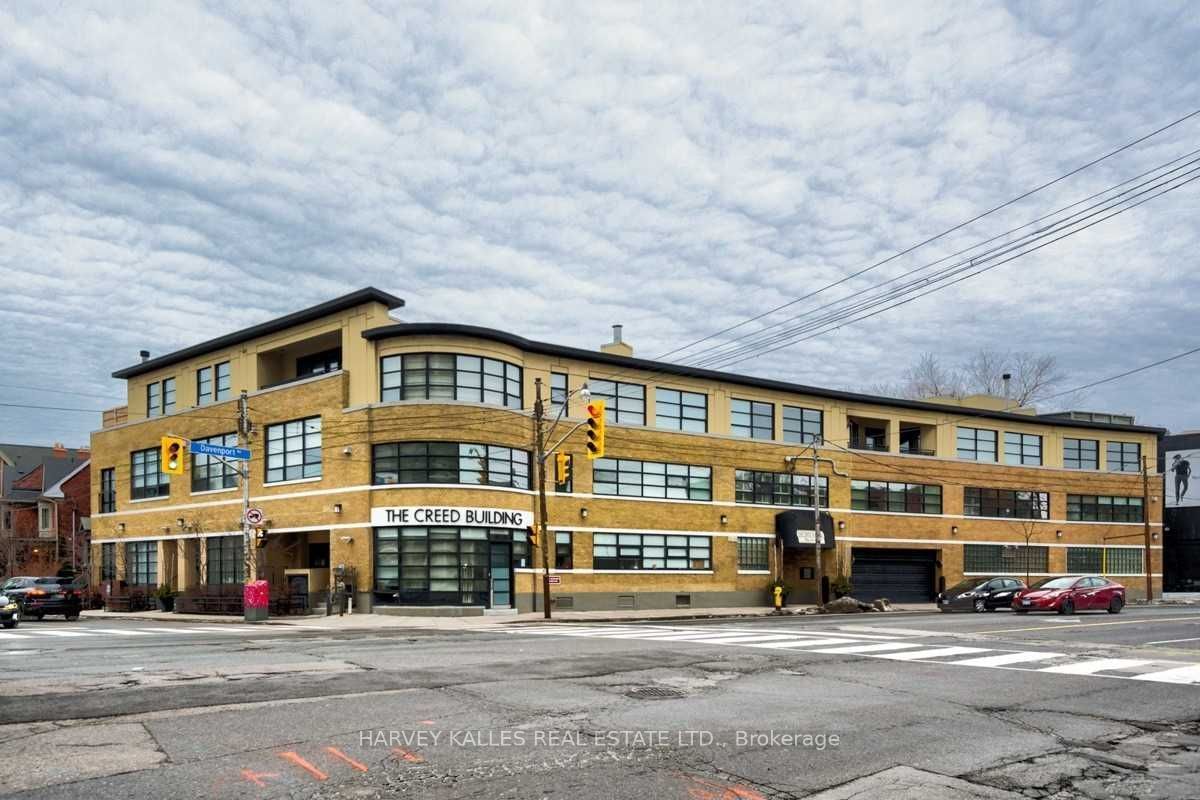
[0,577,84,620]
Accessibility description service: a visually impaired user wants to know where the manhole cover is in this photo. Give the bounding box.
[626,686,687,700]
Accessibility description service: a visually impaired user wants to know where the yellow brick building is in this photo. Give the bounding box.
[88,288,1165,615]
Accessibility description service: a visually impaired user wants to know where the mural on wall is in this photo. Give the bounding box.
[1166,450,1198,508]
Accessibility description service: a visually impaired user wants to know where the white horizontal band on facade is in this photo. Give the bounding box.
[841,535,1161,550]
[514,568,714,575]
[94,482,1162,530]
[91,522,373,543]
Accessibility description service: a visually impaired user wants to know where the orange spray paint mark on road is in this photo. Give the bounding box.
[278,751,328,781]
[683,775,767,800]
[419,720,435,725]
[324,747,368,772]
[392,747,425,763]
[240,769,279,787]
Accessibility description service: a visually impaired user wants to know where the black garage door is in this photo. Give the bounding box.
[851,548,936,603]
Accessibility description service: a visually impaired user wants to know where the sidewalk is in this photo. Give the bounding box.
[80,603,939,631]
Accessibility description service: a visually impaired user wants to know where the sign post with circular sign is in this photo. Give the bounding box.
[244,507,265,527]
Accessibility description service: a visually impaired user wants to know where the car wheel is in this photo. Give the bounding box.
[3,612,17,629]
[1108,597,1123,615]
[1060,598,1075,616]
[973,598,986,613]
[33,611,44,621]
[1014,609,1029,614]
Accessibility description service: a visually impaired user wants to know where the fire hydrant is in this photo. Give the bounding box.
[772,585,784,614]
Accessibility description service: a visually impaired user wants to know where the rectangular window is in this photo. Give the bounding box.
[191,432,240,492]
[963,487,1049,519]
[265,416,322,483]
[1105,548,1143,574]
[197,366,213,405]
[100,468,116,513]
[588,379,646,425]
[731,399,774,440]
[163,378,177,414]
[371,442,530,489]
[1066,495,1144,523]
[782,405,822,444]
[592,458,712,500]
[1004,432,1042,466]
[737,537,770,571]
[735,469,827,507]
[1066,547,1103,573]
[380,353,523,408]
[956,427,997,461]
[296,348,341,377]
[1063,438,1099,470]
[125,541,158,585]
[101,542,116,581]
[215,361,232,401]
[592,532,711,570]
[146,382,161,417]
[205,536,244,585]
[851,480,942,514]
[550,372,568,417]
[963,543,1049,573]
[1106,441,1141,473]
[555,532,573,569]
[39,504,52,531]
[654,388,708,432]
[130,447,169,499]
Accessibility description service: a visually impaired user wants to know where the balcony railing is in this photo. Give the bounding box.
[850,440,889,453]
[899,446,936,457]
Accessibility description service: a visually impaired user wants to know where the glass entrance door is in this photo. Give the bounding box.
[489,542,512,608]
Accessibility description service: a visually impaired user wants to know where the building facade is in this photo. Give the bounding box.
[88,288,1165,614]
[1,444,90,577]
[1162,431,1200,595]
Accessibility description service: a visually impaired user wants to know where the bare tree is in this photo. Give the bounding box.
[1011,517,1042,586]
[880,349,1074,407]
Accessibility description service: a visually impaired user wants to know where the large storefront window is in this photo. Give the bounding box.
[373,527,529,607]
[206,536,244,585]
[372,442,530,489]
[735,470,827,507]
[126,541,158,585]
[380,353,522,408]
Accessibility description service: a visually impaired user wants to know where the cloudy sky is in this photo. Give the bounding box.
[2,1,1199,448]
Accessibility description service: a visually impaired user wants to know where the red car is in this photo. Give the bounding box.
[1012,576,1125,615]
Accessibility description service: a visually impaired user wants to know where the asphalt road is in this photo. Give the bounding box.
[2,606,1199,799]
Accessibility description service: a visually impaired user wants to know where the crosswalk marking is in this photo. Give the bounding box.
[746,638,860,649]
[1041,658,1155,675]
[0,632,30,639]
[19,629,93,637]
[877,646,991,661]
[950,651,1065,667]
[701,634,813,645]
[1131,665,1200,684]
[811,642,927,654]
[76,628,155,636]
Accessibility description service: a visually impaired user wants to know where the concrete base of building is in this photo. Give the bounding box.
[516,589,773,613]
[373,605,486,617]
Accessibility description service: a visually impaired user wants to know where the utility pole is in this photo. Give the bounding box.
[811,436,824,605]
[238,390,253,585]
[1143,454,1153,603]
[533,378,553,619]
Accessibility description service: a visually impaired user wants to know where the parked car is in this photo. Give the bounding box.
[1012,576,1125,615]
[937,576,1027,612]
[0,592,18,628]
[0,576,84,620]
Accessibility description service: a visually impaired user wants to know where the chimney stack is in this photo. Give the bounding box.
[1002,372,1012,400]
[600,325,633,357]
[139,350,151,363]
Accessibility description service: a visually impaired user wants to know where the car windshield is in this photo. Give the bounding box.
[1030,577,1078,590]
[947,579,986,593]
[1,578,32,590]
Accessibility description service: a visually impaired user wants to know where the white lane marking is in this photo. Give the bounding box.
[80,628,156,636]
[19,629,96,637]
[1145,637,1200,646]
[522,627,636,636]
[811,642,928,654]
[1130,665,1200,685]
[951,652,1065,667]
[0,632,32,640]
[701,634,817,645]
[835,626,939,637]
[746,638,870,649]
[697,627,902,641]
[141,627,210,634]
[1040,658,1155,675]
[877,646,991,661]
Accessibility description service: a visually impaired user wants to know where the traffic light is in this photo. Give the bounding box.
[161,436,187,475]
[585,400,606,459]
[255,530,268,549]
[526,525,538,548]
[554,452,571,485]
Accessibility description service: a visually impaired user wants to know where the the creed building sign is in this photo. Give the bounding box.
[371,506,534,529]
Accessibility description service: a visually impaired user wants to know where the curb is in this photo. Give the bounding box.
[498,608,940,625]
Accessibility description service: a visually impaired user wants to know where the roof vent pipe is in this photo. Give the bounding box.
[612,324,623,344]
[1002,372,1012,400]
[139,350,151,363]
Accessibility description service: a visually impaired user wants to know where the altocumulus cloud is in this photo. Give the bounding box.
[1,1,1199,445]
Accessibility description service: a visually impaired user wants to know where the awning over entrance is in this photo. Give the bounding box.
[775,510,835,551]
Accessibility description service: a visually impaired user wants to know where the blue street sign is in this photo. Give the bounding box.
[189,441,252,460]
